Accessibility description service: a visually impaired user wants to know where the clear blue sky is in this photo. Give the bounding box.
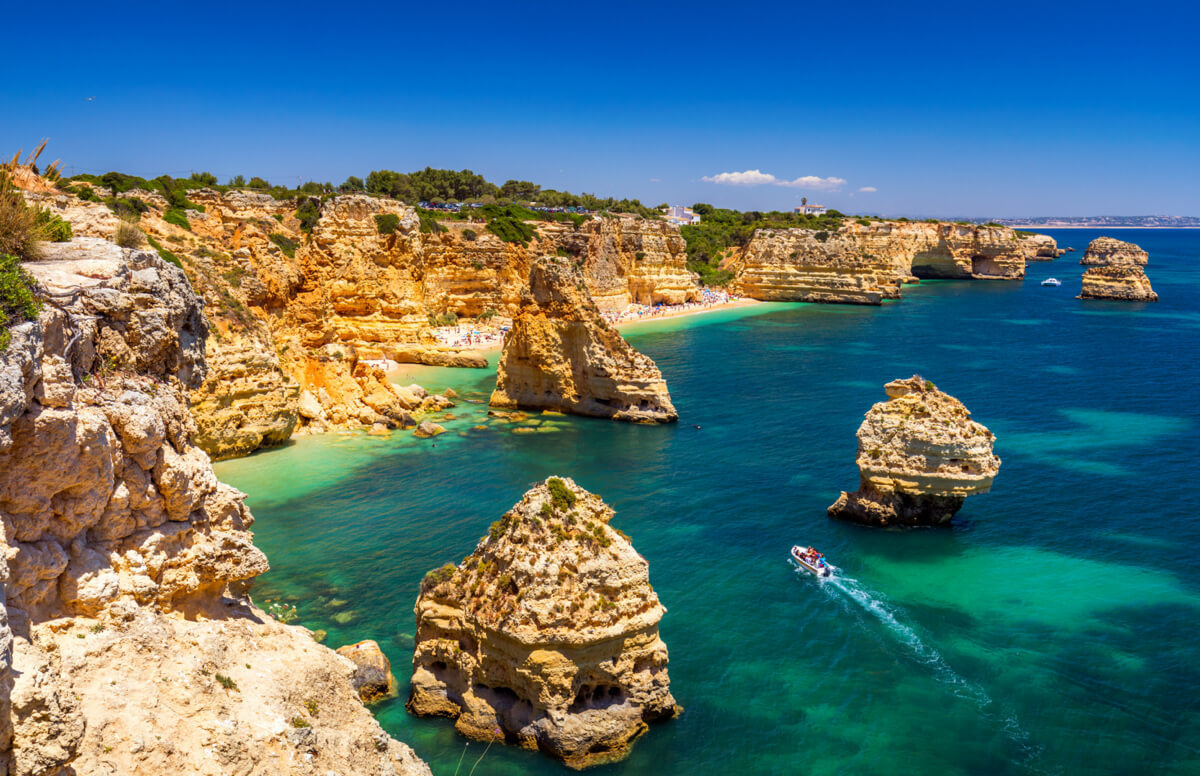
[4,0,1197,217]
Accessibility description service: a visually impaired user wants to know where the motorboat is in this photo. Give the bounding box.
[791,545,832,577]
[1041,277,1062,287]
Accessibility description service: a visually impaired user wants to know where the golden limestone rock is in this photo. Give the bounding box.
[1019,232,1062,261]
[728,221,1028,304]
[1,245,429,775]
[409,478,678,769]
[828,376,1001,526]
[1078,237,1158,302]
[490,257,677,423]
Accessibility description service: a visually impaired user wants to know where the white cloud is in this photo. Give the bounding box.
[702,169,846,191]
[701,169,779,186]
[858,186,877,193]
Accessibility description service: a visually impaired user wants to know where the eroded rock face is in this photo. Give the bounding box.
[1078,237,1157,302]
[828,376,1000,526]
[1080,236,1149,266]
[728,221,1028,304]
[490,258,677,422]
[1019,232,1062,261]
[409,478,678,768]
[337,639,396,702]
[0,245,429,775]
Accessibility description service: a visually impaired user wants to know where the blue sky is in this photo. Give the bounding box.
[4,0,1197,216]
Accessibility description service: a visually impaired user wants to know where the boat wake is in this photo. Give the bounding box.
[792,562,1049,772]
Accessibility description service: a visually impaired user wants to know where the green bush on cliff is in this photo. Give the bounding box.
[163,208,191,230]
[421,563,458,592]
[269,232,298,258]
[374,213,400,235]
[35,209,72,241]
[0,253,42,351]
[486,216,536,245]
[546,478,577,512]
[416,210,445,235]
[295,198,321,233]
[145,236,182,268]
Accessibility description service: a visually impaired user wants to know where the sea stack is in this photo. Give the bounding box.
[1078,237,1158,301]
[828,376,1000,526]
[489,257,677,422]
[408,477,678,768]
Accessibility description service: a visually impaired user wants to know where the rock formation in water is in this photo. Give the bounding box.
[828,376,1001,526]
[728,221,1028,305]
[409,477,678,768]
[490,257,677,422]
[1079,236,1148,266]
[0,244,429,775]
[337,639,397,702]
[1077,237,1157,301]
[1019,232,1062,261]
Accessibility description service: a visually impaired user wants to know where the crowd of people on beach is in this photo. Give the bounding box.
[428,288,745,350]
[599,288,741,325]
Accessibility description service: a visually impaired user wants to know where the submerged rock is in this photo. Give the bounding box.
[490,257,677,423]
[828,376,1000,526]
[409,477,678,768]
[1078,237,1157,302]
[413,421,446,438]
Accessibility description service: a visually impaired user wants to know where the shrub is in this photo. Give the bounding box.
[0,172,42,260]
[106,196,148,221]
[248,176,271,189]
[35,209,72,242]
[417,211,445,234]
[555,247,570,257]
[146,236,182,268]
[421,563,458,592]
[924,379,936,391]
[190,171,218,186]
[214,673,238,691]
[634,251,646,261]
[374,213,400,235]
[295,198,321,233]
[75,185,100,202]
[0,253,42,351]
[486,216,535,244]
[305,699,319,716]
[479,307,497,321]
[856,218,871,226]
[546,478,577,512]
[428,311,457,327]
[272,213,284,222]
[269,232,299,258]
[290,716,311,729]
[461,228,477,241]
[163,208,191,230]
[114,220,146,249]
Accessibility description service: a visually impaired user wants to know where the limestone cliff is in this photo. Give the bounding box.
[728,220,1028,305]
[1019,232,1062,261]
[1078,237,1157,302]
[1080,236,1148,266]
[490,257,677,422]
[0,246,429,775]
[409,477,678,768]
[828,376,1000,526]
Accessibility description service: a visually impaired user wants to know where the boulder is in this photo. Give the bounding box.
[336,640,396,702]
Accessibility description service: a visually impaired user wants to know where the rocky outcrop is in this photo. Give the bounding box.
[728,221,1028,305]
[828,376,1000,526]
[1079,265,1158,302]
[490,258,677,422]
[0,246,429,775]
[1019,232,1062,261]
[337,639,396,702]
[1078,237,1157,301]
[1080,236,1148,266]
[409,478,678,768]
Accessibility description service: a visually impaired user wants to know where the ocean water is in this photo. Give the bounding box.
[216,229,1200,776]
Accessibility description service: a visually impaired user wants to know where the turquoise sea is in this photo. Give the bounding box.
[216,229,1200,776]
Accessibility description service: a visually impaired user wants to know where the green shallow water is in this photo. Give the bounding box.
[216,230,1200,775]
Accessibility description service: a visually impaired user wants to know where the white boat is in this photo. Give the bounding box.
[1041,277,1062,287]
[791,545,832,577]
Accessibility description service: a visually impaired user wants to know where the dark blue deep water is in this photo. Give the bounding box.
[217,229,1200,776]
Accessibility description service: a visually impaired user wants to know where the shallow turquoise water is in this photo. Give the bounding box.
[216,230,1200,775]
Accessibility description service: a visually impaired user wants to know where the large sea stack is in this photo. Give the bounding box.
[1078,237,1158,302]
[828,376,1000,526]
[489,257,677,422]
[409,477,678,768]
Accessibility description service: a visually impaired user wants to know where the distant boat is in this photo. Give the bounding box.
[1041,277,1062,287]
[791,545,832,577]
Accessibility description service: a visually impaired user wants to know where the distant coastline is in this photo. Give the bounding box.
[1008,225,1200,229]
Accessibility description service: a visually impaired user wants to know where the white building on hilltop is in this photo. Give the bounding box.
[663,206,701,226]
[795,203,827,216]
